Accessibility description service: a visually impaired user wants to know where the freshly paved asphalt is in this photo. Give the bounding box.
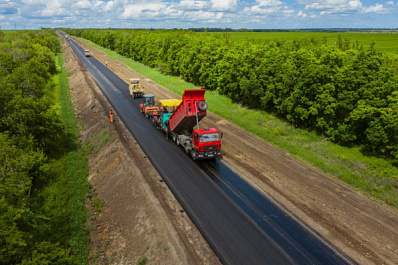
[63,33,354,265]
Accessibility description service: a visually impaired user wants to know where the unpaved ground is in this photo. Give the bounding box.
[67,35,398,265]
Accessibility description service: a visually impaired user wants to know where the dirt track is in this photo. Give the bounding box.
[64,35,398,264]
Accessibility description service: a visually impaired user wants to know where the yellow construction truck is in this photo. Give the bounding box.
[128,78,144,98]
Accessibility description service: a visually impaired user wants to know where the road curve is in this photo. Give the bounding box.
[62,32,354,265]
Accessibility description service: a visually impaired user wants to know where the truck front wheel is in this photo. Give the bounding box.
[191,150,197,161]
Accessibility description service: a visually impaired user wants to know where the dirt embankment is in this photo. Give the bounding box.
[61,37,221,264]
[66,34,398,265]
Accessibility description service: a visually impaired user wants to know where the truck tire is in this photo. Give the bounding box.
[198,101,208,111]
[191,150,197,161]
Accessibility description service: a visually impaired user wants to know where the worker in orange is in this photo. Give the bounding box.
[109,108,114,123]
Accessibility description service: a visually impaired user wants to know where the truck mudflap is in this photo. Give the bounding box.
[197,150,221,159]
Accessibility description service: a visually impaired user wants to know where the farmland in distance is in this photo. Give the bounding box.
[215,31,398,54]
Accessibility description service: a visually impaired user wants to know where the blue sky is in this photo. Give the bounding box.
[1,0,397,29]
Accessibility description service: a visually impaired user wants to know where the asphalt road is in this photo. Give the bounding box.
[62,33,354,265]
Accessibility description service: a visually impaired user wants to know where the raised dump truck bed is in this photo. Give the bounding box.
[168,89,208,133]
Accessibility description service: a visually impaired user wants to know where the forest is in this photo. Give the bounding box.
[64,28,398,161]
[0,30,86,264]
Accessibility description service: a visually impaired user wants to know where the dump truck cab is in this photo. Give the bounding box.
[129,78,144,98]
[140,94,159,118]
[191,128,222,159]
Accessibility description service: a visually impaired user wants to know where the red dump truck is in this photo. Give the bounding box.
[153,89,222,161]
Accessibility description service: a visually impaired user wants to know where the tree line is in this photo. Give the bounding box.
[0,30,82,264]
[64,28,398,161]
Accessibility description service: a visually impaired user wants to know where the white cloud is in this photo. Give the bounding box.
[210,0,237,11]
[301,0,394,15]
[73,0,92,9]
[178,0,237,12]
[257,0,282,7]
[179,0,210,11]
[183,9,223,21]
[243,0,293,17]
[304,0,363,13]
[363,3,389,13]
[297,10,307,18]
[122,2,169,19]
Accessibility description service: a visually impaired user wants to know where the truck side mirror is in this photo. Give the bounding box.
[220,132,223,138]
[194,134,198,141]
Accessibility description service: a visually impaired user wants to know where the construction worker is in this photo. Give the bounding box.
[105,61,108,67]
[109,109,114,123]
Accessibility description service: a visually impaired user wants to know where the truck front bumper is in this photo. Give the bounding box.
[197,150,221,159]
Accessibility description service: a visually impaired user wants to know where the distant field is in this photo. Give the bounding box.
[218,32,398,53]
[1,30,18,34]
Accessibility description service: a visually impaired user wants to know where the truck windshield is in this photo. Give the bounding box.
[199,133,220,143]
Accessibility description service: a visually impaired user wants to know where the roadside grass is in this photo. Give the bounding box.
[78,37,398,208]
[216,32,398,54]
[56,52,91,263]
[84,128,115,155]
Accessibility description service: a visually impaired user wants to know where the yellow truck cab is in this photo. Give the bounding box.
[84,50,91,57]
[129,78,144,98]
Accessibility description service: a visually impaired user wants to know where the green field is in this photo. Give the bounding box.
[1,30,17,34]
[217,32,398,53]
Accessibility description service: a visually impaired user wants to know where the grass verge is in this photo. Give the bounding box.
[77,37,398,208]
[56,52,91,263]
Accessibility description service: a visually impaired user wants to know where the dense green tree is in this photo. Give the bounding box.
[1,30,80,264]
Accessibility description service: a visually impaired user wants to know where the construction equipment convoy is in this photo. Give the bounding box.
[129,78,144,98]
[149,89,222,161]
